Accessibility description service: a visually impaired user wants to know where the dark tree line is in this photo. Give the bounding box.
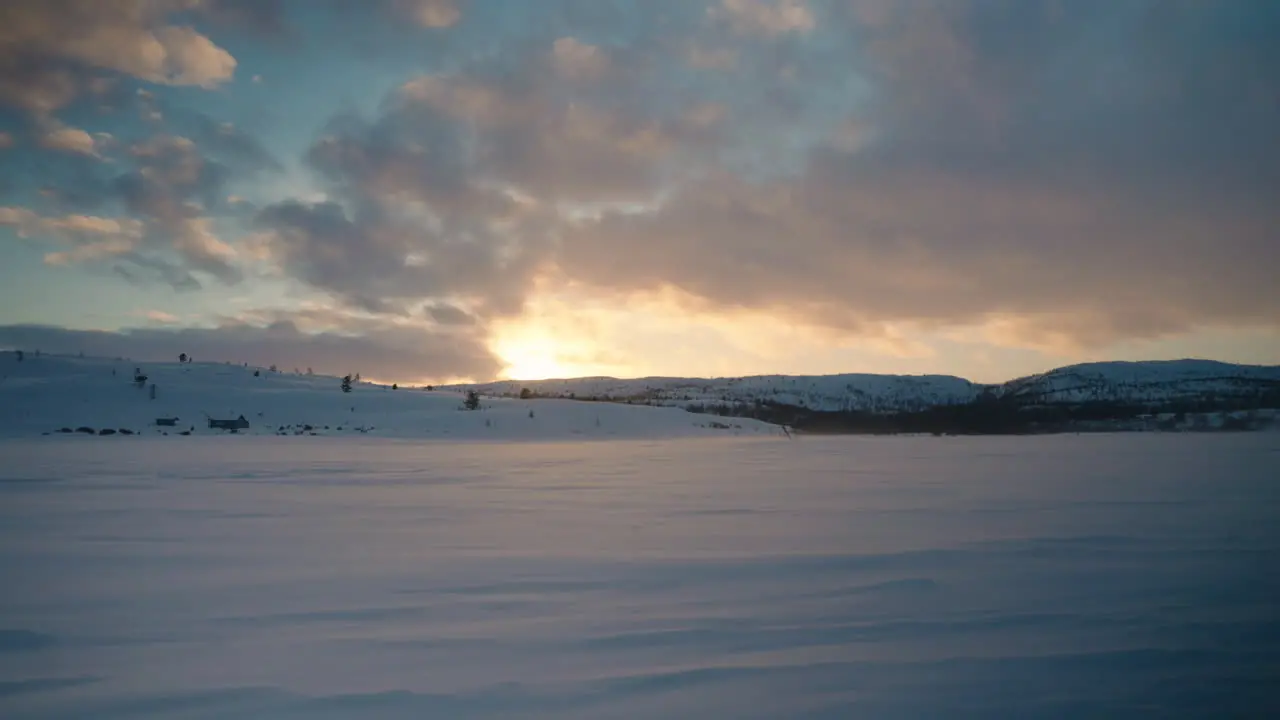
[683,382,1280,435]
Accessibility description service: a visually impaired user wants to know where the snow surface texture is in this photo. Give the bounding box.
[0,354,783,440]
[455,359,1280,413]
[2,433,1278,718]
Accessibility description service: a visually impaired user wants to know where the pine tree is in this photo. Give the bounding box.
[341,374,353,393]
[464,390,480,410]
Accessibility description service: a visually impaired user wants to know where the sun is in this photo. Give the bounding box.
[491,332,572,381]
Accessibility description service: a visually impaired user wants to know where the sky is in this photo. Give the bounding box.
[1,0,1278,385]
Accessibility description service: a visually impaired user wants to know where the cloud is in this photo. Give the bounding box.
[9,0,1273,365]
[223,2,1273,355]
[552,38,610,82]
[0,63,80,115]
[143,310,181,324]
[0,206,144,244]
[538,0,1280,349]
[0,205,146,269]
[252,196,545,318]
[3,128,245,288]
[195,120,283,174]
[425,303,478,326]
[198,0,288,36]
[0,205,231,289]
[555,149,1280,349]
[390,56,718,203]
[38,124,102,157]
[711,0,815,36]
[396,0,462,28]
[44,238,139,266]
[687,45,738,70]
[7,91,287,286]
[0,320,500,382]
[171,216,243,284]
[247,41,737,322]
[0,0,236,114]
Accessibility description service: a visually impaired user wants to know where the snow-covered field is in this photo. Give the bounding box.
[2,433,1277,718]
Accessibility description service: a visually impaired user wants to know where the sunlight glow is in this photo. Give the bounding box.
[491,331,573,381]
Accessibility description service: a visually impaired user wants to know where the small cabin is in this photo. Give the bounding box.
[155,417,179,427]
[208,415,250,430]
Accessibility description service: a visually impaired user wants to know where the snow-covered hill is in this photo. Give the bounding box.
[996,359,1280,406]
[0,353,784,440]
[455,373,981,412]
[4,353,1275,440]
[455,359,1280,413]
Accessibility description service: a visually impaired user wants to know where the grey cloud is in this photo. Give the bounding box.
[0,1,236,115]
[0,60,79,115]
[197,0,289,37]
[425,303,478,326]
[253,197,545,318]
[111,253,205,291]
[381,45,721,204]
[193,120,282,175]
[253,38,722,319]
[535,0,1280,348]
[306,108,480,211]
[0,320,500,381]
[76,0,1267,355]
[844,0,1280,187]
[110,137,244,286]
[555,141,1280,349]
[10,128,250,289]
[254,200,414,301]
[392,0,463,28]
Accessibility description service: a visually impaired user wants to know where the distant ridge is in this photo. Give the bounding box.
[453,358,1280,412]
[452,359,1280,434]
[4,351,1276,436]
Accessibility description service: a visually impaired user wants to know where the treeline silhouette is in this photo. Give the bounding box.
[683,384,1280,435]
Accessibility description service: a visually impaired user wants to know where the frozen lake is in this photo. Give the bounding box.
[2,433,1278,718]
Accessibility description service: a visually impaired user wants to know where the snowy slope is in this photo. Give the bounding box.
[998,359,1280,405]
[0,353,784,439]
